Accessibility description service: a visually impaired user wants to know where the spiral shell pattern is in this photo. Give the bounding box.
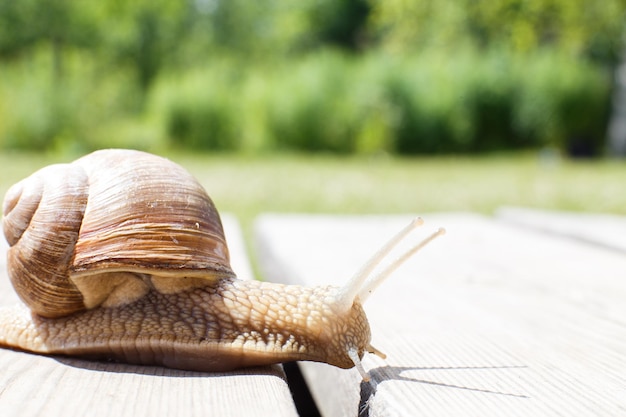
[2,149,234,318]
[3,164,88,317]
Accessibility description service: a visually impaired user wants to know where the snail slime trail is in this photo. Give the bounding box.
[0,149,444,381]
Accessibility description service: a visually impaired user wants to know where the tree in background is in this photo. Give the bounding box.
[97,0,194,94]
[307,0,371,50]
[368,0,624,63]
[0,0,100,79]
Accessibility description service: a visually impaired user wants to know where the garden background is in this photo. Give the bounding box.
[0,0,625,227]
[0,0,624,156]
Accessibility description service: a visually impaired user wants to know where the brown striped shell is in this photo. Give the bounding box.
[2,149,234,318]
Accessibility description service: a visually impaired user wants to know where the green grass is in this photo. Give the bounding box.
[1,151,625,237]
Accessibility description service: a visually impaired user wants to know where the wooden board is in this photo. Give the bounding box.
[0,214,299,417]
[497,206,626,254]
[255,213,626,416]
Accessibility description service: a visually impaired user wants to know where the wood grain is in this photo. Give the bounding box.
[497,206,626,253]
[255,213,626,416]
[0,214,298,417]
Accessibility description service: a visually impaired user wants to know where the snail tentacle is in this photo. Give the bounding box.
[333,217,444,310]
[358,227,446,303]
[334,218,424,312]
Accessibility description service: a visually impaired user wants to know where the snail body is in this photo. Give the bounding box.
[0,278,367,371]
[0,149,443,379]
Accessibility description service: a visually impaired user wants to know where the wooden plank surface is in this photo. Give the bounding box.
[0,214,299,417]
[255,213,626,417]
[497,206,626,253]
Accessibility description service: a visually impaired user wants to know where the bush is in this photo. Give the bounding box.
[155,67,241,151]
[147,48,611,155]
[513,52,610,154]
[0,49,156,154]
[0,66,76,150]
[384,53,473,153]
[267,52,358,153]
[380,49,610,154]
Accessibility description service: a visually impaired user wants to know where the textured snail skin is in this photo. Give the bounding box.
[0,278,370,371]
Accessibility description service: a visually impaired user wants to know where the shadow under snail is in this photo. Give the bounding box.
[0,149,444,381]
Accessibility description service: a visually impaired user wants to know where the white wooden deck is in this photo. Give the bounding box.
[1,210,625,416]
[255,211,626,416]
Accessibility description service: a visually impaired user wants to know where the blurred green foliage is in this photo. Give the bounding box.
[153,49,610,154]
[0,0,623,155]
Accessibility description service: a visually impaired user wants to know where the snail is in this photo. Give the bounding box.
[0,149,444,381]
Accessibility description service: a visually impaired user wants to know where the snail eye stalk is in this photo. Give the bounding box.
[334,218,445,312]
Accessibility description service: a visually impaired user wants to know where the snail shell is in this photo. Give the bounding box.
[2,149,233,318]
